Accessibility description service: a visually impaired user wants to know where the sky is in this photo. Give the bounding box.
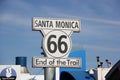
[0,0,120,74]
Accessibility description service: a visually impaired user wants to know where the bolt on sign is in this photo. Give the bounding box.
[32,18,81,58]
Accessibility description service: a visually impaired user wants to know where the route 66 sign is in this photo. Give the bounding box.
[32,18,80,58]
[43,30,72,58]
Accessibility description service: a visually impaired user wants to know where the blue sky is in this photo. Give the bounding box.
[0,0,120,74]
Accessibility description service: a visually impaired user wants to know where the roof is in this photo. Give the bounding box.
[60,71,95,80]
[60,50,86,72]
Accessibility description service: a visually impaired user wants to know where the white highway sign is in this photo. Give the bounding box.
[43,30,72,58]
[32,18,81,80]
[32,57,81,68]
[32,18,80,58]
[32,18,80,32]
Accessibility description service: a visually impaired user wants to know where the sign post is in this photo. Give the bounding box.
[32,18,81,80]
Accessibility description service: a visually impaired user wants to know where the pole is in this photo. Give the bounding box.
[55,67,60,80]
[44,68,55,80]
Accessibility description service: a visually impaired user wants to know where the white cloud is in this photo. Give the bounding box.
[0,13,30,27]
[5,0,33,11]
[81,17,120,26]
[72,43,120,53]
[1,0,120,27]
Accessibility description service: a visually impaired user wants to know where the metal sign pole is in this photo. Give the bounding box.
[55,67,60,80]
[44,68,55,80]
[44,51,55,80]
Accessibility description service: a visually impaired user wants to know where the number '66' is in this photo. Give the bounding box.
[47,35,68,54]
